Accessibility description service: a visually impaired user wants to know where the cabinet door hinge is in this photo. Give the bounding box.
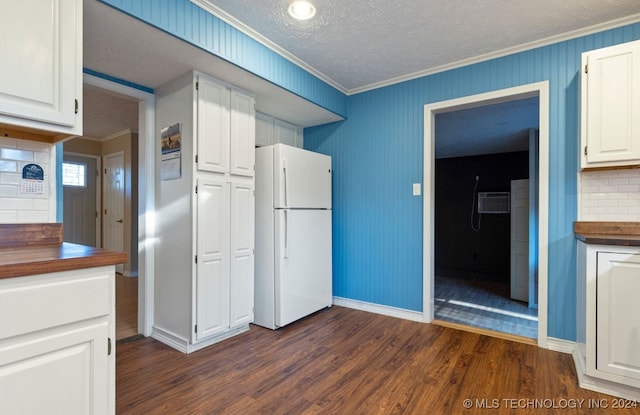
[195,325,198,333]
[584,146,588,156]
[195,81,199,91]
[195,255,198,264]
[195,185,198,194]
[584,64,588,74]
[95,211,98,219]
[75,99,79,114]
[108,337,112,356]
[195,154,198,163]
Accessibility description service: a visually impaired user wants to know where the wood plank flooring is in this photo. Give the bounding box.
[116,306,636,414]
[116,273,137,340]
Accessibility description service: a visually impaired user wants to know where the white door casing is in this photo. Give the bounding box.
[423,81,549,348]
[83,73,155,337]
[103,152,125,274]
[510,179,529,302]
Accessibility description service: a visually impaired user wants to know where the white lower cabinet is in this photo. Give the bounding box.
[229,180,255,328]
[595,251,640,383]
[0,267,114,415]
[575,241,640,399]
[194,177,254,340]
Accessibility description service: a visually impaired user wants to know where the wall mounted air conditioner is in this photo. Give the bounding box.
[478,192,510,214]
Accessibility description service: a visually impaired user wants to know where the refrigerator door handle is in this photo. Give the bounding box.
[283,159,288,208]
[284,210,289,258]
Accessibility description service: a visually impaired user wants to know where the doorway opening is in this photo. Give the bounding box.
[62,73,155,340]
[423,82,549,348]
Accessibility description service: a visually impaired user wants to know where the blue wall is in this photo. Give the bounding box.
[97,0,640,341]
[98,0,347,118]
[305,24,640,341]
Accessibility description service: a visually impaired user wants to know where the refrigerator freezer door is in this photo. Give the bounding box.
[274,209,332,327]
[274,144,331,209]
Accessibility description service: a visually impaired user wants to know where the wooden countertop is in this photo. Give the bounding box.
[574,221,640,247]
[0,223,127,279]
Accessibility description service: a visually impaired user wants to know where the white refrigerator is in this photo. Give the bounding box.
[254,143,332,329]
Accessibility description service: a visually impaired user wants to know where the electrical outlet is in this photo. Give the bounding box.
[413,183,421,196]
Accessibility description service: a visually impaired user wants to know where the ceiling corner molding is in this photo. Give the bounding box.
[348,12,640,95]
[189,0,348,94]
[100,129,133,142]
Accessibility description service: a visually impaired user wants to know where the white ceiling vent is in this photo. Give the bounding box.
[478,192,510,214]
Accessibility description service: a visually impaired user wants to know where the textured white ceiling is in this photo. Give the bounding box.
[83,84,139,139]
[82,0,640,153]
[435,97,539,159]
[198,0,640,92]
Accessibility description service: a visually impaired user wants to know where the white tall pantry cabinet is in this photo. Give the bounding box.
[153,72,255,353]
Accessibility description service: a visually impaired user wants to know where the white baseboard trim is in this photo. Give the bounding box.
[151,326,189,353]
[573,347,640,400]
[151,325,250,354]
[546,337,575,354]
[333,297,424,322]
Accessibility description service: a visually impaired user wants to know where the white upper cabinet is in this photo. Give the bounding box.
[0,0,82,137]
[581,40,640,169]
[255,112,275,147]
[275,119,302,148]
[196,74,254,177]
[197,76,230,174]
[229,90,256,177]
[255,112,303,148]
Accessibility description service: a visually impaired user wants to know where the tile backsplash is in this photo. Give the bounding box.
[579,169,640,221]
[0,137,55,223]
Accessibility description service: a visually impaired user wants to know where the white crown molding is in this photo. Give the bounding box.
[188,3,640,96]
[349,13,640,95]
[189,0,348,94]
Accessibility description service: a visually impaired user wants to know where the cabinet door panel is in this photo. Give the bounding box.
[584,41,640,166]
[230,91,255,177]
[229,180,255,328]
[0,321,109,415]
[274,119,299,147]
[255,112,274,147]
[596,251,640,385]
[197,76,230,173]
[0,0,79,130]
[196,178,229,340]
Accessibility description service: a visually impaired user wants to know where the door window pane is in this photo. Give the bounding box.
[62,162,86,187]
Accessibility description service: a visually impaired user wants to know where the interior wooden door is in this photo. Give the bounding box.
[103,152,125,273]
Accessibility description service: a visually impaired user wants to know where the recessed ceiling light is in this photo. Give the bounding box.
[288,1,316,20]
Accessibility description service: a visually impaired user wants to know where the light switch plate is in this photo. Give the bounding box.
[413,183,421,196]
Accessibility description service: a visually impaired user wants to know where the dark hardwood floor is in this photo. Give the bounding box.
[116,273,138,340]
[116,306,635,414]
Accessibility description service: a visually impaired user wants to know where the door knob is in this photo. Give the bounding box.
[116,219,124,223]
